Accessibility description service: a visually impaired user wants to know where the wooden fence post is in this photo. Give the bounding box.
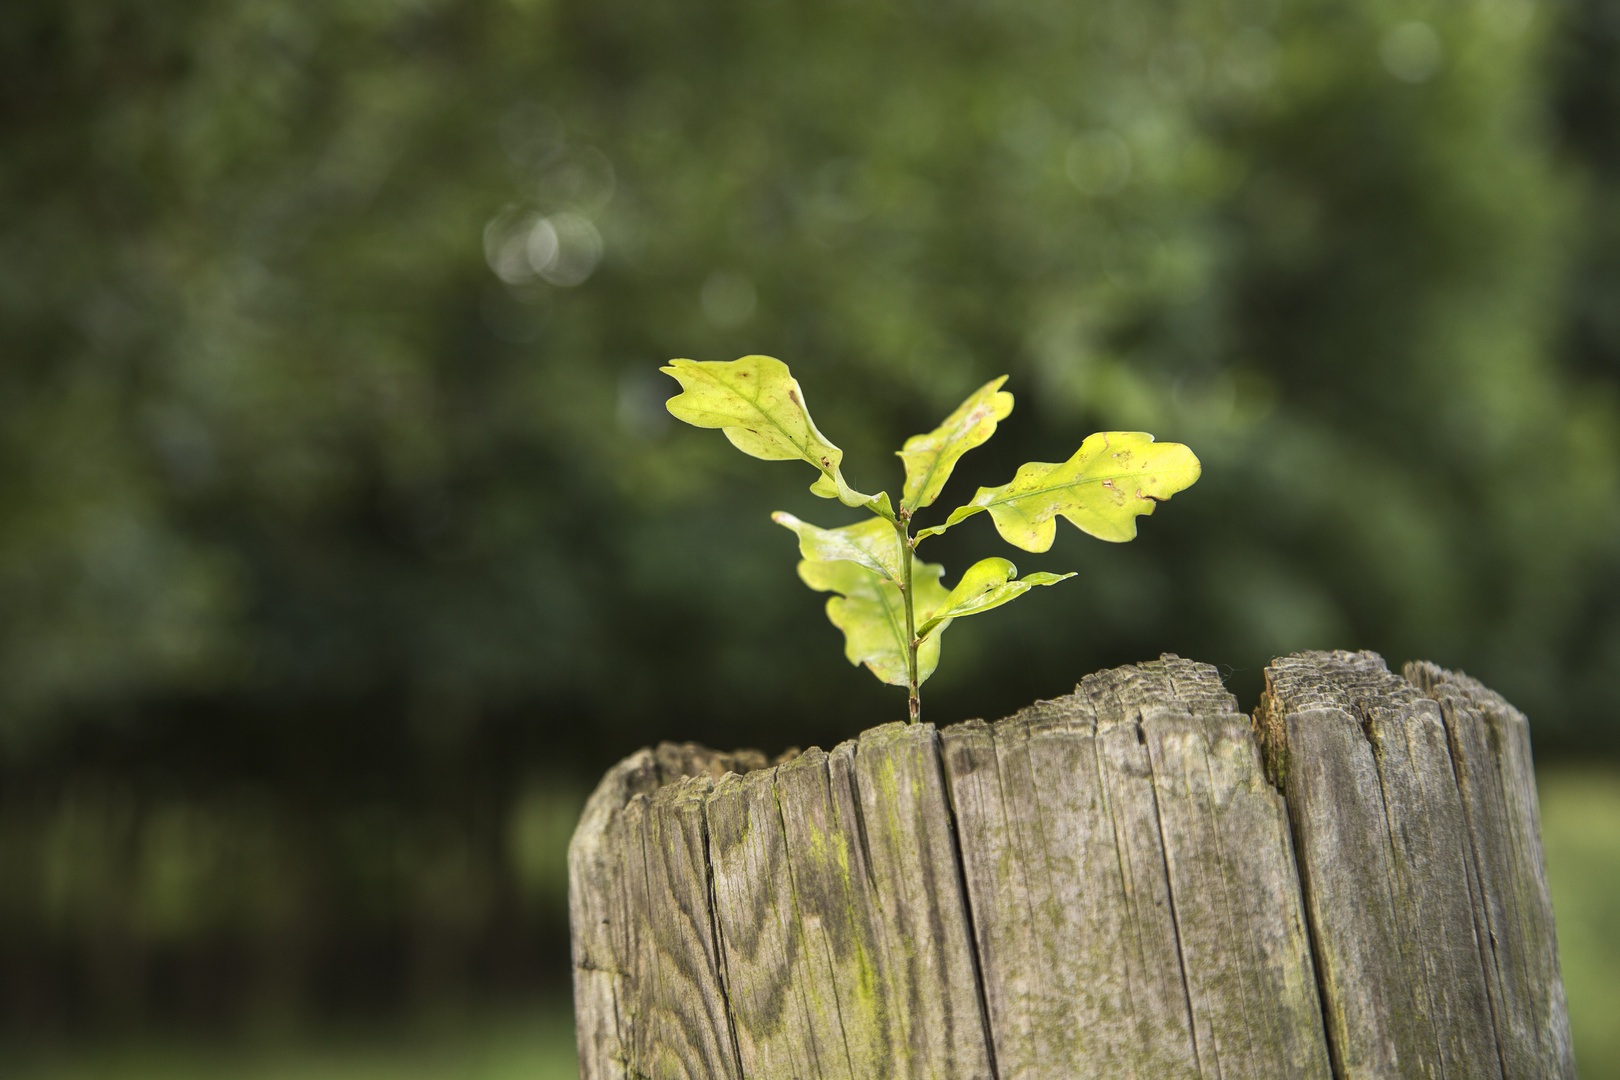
[569,652,1575,1079]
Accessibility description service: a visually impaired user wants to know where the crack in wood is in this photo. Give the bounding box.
[933,730,1003,1080]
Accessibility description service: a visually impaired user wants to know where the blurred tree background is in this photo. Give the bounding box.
[2,0,1619,1065]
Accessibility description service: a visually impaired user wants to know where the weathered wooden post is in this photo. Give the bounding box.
[569,652,1574,1079]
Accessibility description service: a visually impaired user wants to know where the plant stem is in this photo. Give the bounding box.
[896,514,920,723]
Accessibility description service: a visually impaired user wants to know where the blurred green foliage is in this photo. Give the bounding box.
[2,0,1619,1038]
[1542,768,1620,1077]
[9,1006,580,1080]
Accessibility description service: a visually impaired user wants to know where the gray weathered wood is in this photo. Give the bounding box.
[831,721,997,1077]
[1257,650,1574,1080]
[1405,661,1577,1077]
[621,776,742,1080]
[571,653,1571,1080]
[569,747,658,1080]
[707,757,856,1079]
[939,656,1330,1080]
[941,676,1197,1078]
[1257,651,1495,1079]
[762,746,894,1076]
[570,742,770,1080]
[576,727,996,1080]
[1124,660,1330,1079]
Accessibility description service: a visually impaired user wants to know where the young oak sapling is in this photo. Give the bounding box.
[662,355,1200,723]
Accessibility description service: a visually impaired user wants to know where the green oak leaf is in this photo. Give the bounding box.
[662,355,888,514]
[797,557,951,687]
[897,376,1014,511]
[771,513,904,584]
[916,557,1075,640]
[662,355,1200,720]
[918,431,1201,551]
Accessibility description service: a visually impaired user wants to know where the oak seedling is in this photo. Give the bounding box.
[662,355,1200,723]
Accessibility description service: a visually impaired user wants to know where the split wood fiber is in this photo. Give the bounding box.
[570,653,1573,1079]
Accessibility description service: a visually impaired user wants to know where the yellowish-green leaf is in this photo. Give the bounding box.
[919,432,1201,551]
[897,376,1014,511]
[662,355,888,513]
[771,513,904,583]
[916,558,1075,640]
[797,558,951,687]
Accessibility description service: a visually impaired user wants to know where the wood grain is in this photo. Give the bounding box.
[770,746,895,1077]
[941,674,1198,1079]
[838,722,997,1078]
[1406,661,1577,1078]
[1127,659,1331,1080]
[940,657,1331,1079]
[569,747,659,1080]
[571,654,1571,1080]
[622,776,742,1080]
[1258,650,1559,1080]
[707,756,870,1079]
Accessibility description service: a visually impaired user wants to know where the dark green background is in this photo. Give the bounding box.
[3,0,1617,1042]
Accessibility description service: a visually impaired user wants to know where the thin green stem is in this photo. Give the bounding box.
[895,513,920,723]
